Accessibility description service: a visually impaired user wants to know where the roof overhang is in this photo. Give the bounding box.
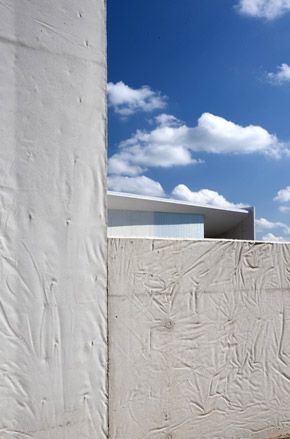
[108,191,253,238]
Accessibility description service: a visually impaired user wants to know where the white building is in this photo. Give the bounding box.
[108,191,255,240]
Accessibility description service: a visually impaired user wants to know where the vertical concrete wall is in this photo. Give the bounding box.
[0,1,107,438]
[217,208,255,240]
[109,238,290,439]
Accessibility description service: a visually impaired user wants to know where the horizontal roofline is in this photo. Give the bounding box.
[107,191,251,215]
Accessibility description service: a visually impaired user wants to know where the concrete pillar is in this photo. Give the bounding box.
[0,1,107,437]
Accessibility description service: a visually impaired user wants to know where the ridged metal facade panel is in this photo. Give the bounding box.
[154,212,204,239]
[108,209,154,237]
[108,209,204,239]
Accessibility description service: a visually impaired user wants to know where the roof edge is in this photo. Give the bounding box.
[108,191,251,215]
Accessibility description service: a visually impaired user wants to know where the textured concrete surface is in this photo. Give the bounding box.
[0,1,107,437]
[109,238,290,439]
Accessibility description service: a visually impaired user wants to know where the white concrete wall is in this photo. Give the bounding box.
[0,1,107,437]
[109,238,290,439]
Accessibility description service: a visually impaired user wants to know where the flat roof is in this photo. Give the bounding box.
[108,191,253,238]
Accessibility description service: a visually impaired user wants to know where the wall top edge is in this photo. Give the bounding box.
[108,237,290,245]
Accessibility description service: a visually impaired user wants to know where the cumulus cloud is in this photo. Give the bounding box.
[262,233,286,242]
[108,113,198,175]
[107,175,165,197]
[171,184,247,209]
[108,112,287,176]
[184,113,284,156]
[108,142,196,176]
[274,186,290,203]
[155,113,181,127]
[238,0,290,19]
[279,205,290,213]
[256,217,290,234]
[108,175,249,211]
[268,63,290,84]
[107,81,167,116]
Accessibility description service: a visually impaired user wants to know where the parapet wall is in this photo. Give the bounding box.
[108,238,290,439]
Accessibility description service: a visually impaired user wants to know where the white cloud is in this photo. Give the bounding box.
[108,112,287,176]
[185,113,284,156]
[256,217,290,234]
[107,81,167,116]
[256,217,282,229]
[262,233,286,242]
[274,186,290,203]
[108,113,198,175]
[279,205,290,213]
[268,64,290,83]
[238,0,290,19]
[108,142,197,176]
[107,175,165,197]
[257,217,290,241]
[108,156,143,177]
[171,184,247,209]
[155,113,180,127]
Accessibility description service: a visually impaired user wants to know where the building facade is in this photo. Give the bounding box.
[108,191,255,240]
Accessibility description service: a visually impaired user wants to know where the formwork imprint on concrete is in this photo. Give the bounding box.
[108,238,290,439]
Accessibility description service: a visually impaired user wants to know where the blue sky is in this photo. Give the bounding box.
[107,0,290,241]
